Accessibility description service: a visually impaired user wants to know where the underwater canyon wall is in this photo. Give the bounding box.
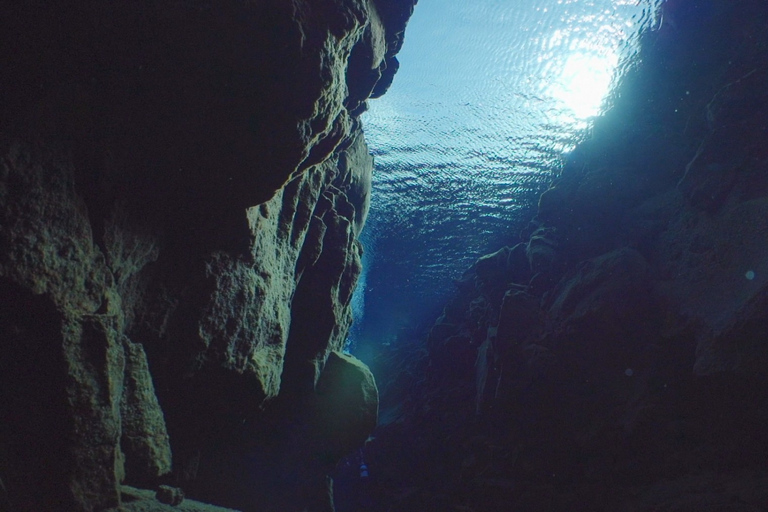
[360,1,768,511]
[0,1,415,511]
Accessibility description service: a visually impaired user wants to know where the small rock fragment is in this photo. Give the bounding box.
[155,485,184,506]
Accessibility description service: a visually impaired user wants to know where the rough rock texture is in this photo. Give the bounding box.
[122,340,173,485]
[0,1,415,511]
[351,1,768,511]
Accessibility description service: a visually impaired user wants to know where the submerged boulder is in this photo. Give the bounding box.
[313,351,379,462]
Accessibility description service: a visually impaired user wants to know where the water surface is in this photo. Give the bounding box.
[351,0,661,351]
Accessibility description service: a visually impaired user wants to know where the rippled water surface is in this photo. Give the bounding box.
[351,0,660,350]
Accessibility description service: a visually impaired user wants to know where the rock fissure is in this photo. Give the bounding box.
[352,2,768,510]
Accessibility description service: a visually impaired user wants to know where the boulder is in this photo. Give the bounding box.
[313,352,379,462]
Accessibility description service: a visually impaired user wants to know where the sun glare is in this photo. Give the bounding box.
[549,51,618,119]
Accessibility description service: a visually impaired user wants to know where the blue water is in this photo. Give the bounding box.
[349,0,661,353]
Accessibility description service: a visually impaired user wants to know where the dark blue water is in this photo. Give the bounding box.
[349,0,662,354]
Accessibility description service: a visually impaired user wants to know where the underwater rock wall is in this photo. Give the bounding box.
[0,1,415,511]
[362,1,768,511]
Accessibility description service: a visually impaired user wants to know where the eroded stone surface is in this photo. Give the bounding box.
[0,0,415,510]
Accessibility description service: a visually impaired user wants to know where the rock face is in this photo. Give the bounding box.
[0,1,415,511]
[357,1,768,511]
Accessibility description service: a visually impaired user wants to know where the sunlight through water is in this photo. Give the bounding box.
[349,0,661,350]
[549,51,618,119]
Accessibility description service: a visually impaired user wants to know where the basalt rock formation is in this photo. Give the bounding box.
[0,1,415,511]
[358,1,768,511]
